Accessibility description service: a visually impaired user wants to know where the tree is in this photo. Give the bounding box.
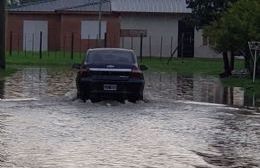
[0,0,6,69]
[205,0,260,74]
[187,0,237,29]
[187,0,238,77]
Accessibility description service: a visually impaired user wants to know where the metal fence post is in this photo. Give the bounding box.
[79,34,82,58]
[121,37,124,48]
[17,33,20,56]
[39,31,42,59]
[32,33,35,56]
[87,34,90,50]
[63,35,66,57]
[140,34,143,62]
[104,32,107,48]
[149,36,152,60]
[160,36,163,60]
[95,34,98,48]
[181,33,184,63]
[131,37,133,49]
[253,49,257,83]
[71,32,74,60]
[171,36,173,55]
[9,31,13,56]
[24,33,27,56]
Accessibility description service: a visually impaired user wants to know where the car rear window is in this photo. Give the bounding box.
[86,50,136,65]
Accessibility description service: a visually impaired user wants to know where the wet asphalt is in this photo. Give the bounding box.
[0,68,260,168]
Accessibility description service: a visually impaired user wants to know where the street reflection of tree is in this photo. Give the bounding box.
[195,110,260,167]
[0,80,4,99]
[177,74,194,101]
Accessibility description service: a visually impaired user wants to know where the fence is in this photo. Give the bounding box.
[7,31,189,61]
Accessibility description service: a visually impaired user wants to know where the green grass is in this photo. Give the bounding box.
[6,51,82,66]
[222,77,260,97]
[141,57,244,75]
[7,52,243,74]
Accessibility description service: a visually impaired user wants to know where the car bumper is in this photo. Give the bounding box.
[78,78,145,99]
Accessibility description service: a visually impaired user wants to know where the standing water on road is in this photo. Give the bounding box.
[0,68,260,167]
[0,68,259,107]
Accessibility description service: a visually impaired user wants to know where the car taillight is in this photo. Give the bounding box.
[131,66,143,79]
[79,68,90,77]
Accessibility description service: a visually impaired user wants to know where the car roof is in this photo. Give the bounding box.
[88,48,135,53]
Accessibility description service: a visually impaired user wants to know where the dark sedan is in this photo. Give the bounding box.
[75,48,146,103]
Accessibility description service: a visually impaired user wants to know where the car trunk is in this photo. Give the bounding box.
[88,64,133,81]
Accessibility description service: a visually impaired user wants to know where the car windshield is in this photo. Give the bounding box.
[86,50,136,65]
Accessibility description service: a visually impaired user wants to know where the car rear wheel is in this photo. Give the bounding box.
[90,96,100,103]
[117,98,125,104]
[128,94,143,103]
[128,98,137,103]
[77,90,88,103]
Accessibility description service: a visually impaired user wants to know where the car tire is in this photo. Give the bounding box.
[90,97,100,103]
[118,98,125,104]
[128,96,138,103]
[128,94,143,103]
[77,90,88,103]
[128,99,137,103]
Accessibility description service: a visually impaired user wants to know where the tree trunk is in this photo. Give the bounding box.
[220,51,232,78]
[230,51,235,71]
[0,0,6,69]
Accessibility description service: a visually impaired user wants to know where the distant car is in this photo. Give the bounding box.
[75,48,146,103]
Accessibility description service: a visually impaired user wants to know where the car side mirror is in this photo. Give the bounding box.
[139,65,148,71]
[72,63,81,69]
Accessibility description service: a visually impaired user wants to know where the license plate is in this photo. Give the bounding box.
[104,84,117,91]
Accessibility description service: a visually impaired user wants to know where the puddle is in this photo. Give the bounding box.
[145,72,260,107]
[0,68,259,107]
[0,68,75,100]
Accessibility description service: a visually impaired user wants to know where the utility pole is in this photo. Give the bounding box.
[0,0,6,69]
[98,0,102,47]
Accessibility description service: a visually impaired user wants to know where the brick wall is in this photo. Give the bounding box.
[7,13,60,52]
[7,12,120,52]
[60,13,120,53]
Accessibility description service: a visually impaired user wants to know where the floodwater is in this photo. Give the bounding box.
[0,68,260,168]
[0,68,259,107]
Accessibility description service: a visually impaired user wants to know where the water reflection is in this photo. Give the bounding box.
[0,68,259,107]
[145,72,259,107]
[0,80,4,99]
[3,68,75,99]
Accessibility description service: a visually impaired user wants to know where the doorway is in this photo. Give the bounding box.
[23,20,48,52]
[178,21,194,58]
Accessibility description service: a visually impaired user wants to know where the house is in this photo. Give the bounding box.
[7,0,220,58]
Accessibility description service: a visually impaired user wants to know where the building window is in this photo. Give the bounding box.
[81,21,107,39]
[202,34,208,46]
[202,34,216,46]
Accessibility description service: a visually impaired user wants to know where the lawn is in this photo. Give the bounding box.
[141,57,244,75]
[2,51,260,96]
[6,51,82,66]
[5,52,243,74]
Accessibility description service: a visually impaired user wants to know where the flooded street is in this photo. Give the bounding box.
[0,68,260,168]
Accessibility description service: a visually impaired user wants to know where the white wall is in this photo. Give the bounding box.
[81,20,107,39]
[120,14,221,58]
[120,14,179,57]
[194,29,222,58]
